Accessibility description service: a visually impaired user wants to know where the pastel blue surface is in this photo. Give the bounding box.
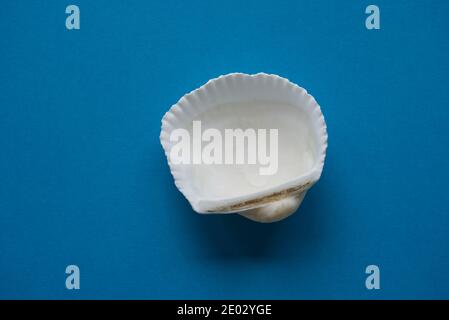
[1,0,448,299]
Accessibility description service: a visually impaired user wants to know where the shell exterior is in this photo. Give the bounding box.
[160,73,327,222]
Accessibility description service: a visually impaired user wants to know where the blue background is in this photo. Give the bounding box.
[1,0,448,299]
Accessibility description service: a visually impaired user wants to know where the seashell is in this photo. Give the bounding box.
[160,73,327,223]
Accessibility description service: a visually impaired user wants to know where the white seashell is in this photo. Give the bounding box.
[160,73,327,223]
